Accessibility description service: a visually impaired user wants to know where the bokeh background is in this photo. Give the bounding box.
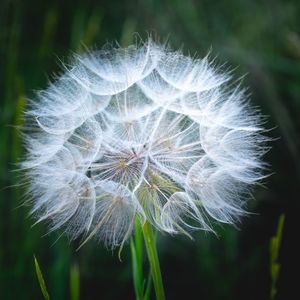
[1,0,299,299]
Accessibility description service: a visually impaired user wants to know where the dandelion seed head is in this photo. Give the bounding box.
[22,39,268,248]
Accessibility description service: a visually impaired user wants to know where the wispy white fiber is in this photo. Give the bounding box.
[22,39,268,248]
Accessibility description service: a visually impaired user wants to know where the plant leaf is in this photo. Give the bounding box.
[34,256,50,300]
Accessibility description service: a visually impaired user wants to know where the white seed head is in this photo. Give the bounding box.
[22,39,268,248]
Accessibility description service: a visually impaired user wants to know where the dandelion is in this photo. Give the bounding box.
[21,38,268,299]
[22,39,267,250]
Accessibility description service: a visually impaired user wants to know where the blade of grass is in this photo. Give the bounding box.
[34,256,50,300]
[270,214,285,299]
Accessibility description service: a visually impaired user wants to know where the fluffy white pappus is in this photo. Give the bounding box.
[21,39,268,248]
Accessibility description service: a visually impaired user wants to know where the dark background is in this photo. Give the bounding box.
[0,0,299,299]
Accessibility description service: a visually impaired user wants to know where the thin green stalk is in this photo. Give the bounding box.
[34,256,50,300]
[142,221,165,300]
[270,214,285,299]
[131,220,144,300]
[143,271,152,300]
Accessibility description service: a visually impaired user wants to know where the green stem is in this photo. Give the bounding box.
[142,221,165,300]
[131,220,144,300]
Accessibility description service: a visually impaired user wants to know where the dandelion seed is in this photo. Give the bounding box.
[22,39,267,248]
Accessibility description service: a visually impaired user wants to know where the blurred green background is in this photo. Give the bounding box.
[0,0,299,299]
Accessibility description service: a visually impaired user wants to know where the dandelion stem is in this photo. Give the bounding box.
[142,221,165,300]
[131,220,144,300]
